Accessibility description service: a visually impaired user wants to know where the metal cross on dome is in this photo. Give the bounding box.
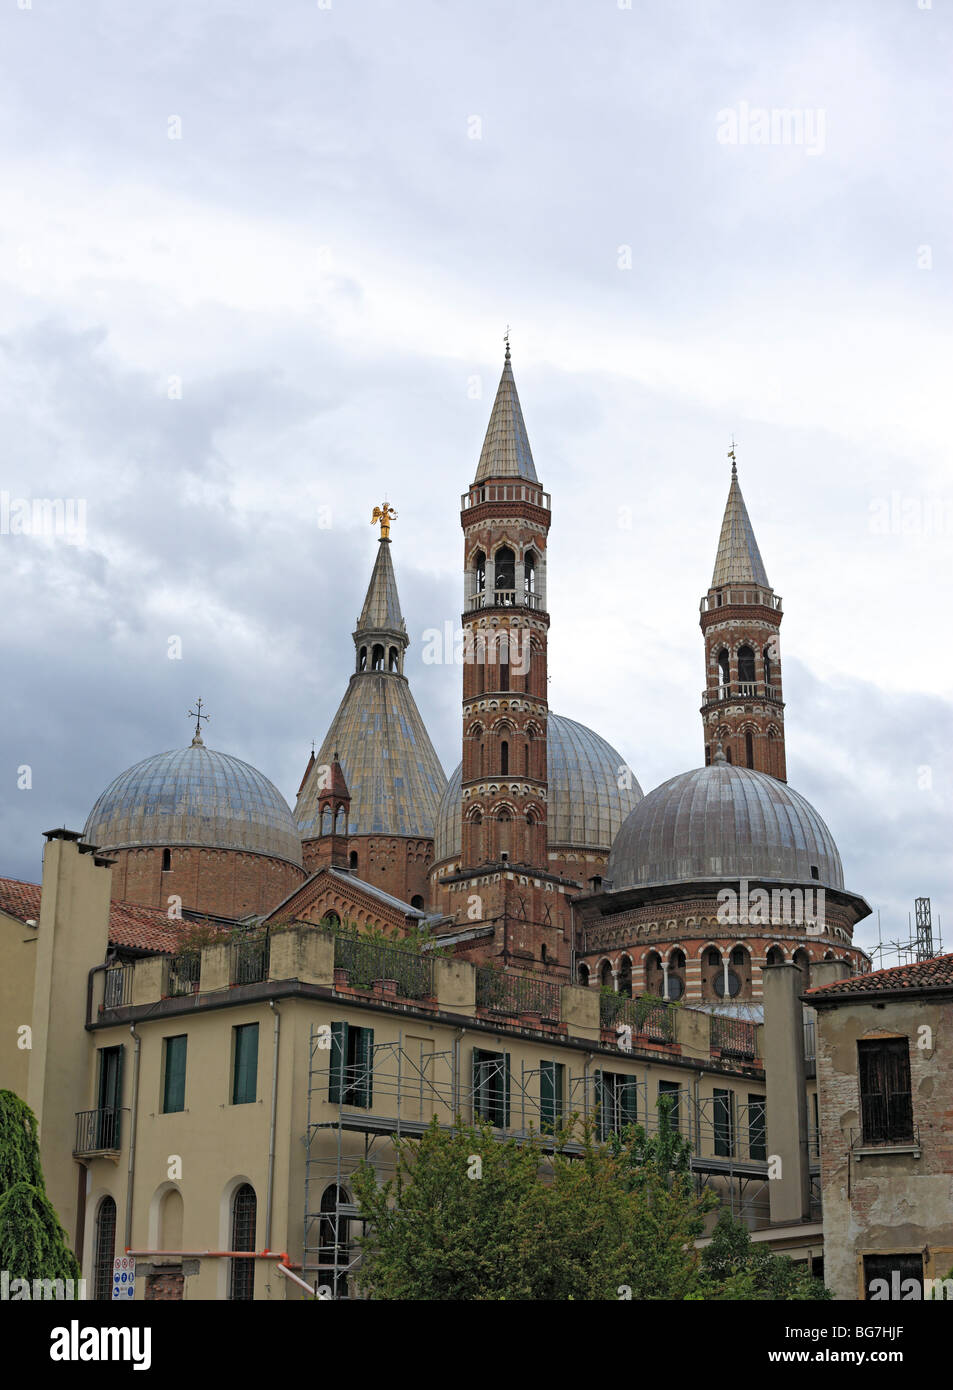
[189,698,210,745]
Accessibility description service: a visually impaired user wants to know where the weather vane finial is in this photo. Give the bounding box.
[728,436,737,476]
[504,324,511,361]
[189,698,209,746]
[371,501,397,540]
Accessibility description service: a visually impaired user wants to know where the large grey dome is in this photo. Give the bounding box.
[608,762,843,891]
[434,713,641,863]
[85,743,304,867]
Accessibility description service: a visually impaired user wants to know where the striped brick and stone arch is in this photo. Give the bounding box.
[644,949,664,995]
[594,955,615,988]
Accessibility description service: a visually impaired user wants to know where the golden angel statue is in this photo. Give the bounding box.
[371,502,397,539]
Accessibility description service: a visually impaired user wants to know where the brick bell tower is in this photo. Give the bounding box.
[460,337,551,869]
[439,338,578,971]
[700,446,786,780]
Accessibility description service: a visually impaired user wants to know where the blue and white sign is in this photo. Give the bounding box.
[111,1256,136,1300]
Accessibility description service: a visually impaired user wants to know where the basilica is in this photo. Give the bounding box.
[79,340,870,998]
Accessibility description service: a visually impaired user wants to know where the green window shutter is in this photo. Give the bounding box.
[163,1036,187,1114]
[748,1093,766,1161]
[554,1063,564,1129]
[621,1073,638,1130]
[659,1080,680,1132]
[329,1022,348,1105]
[540,1061,555,1133]
[233,1024,259,1105]
[713,1088,732,1156]
[593,1068,605,1141]
[357,1028,374,1109]
[503,1053,511,1128]
[472,1048,484,1122]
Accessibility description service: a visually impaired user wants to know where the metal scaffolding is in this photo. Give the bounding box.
[301,1024,782,1298]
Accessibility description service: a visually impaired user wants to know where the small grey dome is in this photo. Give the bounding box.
[434,712,641,863]
[608,762,843,891]
[85,744,303,867]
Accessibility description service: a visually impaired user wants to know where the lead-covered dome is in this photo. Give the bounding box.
[434,712,642,863]
[85,743,304,867]
[608,761,843,891]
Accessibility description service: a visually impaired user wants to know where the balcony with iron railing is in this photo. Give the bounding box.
[74,1107,123,1157]
[600,994,676,1044]
[477,967,561,1023]
[228,935,270,986]
[709,1014,758,1061]
[333,934,435,1001]
[101,964,133,1013]
[852,1093,920,1154]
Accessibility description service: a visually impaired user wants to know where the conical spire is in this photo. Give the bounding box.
[356,537,406,637]
[711,453,770,588]
[474,340,539,483]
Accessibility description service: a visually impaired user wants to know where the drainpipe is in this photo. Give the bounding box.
[264,1001,281,1251]
[124,1025,141,1251]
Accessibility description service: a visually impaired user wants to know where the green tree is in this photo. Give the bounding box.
[351,1100,716,1301]
[699,1206,830,1300]
[0,1091,80,1285]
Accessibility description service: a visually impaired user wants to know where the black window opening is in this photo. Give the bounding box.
[318,1184,351,1299]
[348,851,358,872]
[713,1088,734,1157]
[863,1253,924,1301]
[745,731,754,767]
[96,1045,124,1149]
[371,643,384,671]
[494,546,515,602]
[738,645,756,683]
[748,1094,767,1161]
[358,645,367,672]
[540,1060,564,1134]
[658,1079,681,1132]
[474,550,486,595]
[232,1024,259,1106]
[524,550,536,598]
[500,739,509,775]
[473,1048,510,1127]
[717,649,730,689]
[858,1038,914,1145]
[388,646,399,672]
[162,1035,187,1114]
[92,1196,117,1300]
[329,1023,374,1109]
[229,1184,257,1301]
[595,1070,638,1141]
[161,848,171,872]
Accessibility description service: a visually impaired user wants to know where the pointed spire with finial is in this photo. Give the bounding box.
[474,331,538,484]
[189,698,209,747]
[710,442,770,588]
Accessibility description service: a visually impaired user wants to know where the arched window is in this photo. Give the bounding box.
[793,948,811,986]
[717,649,730,691]
[600,960,613,989]
[335,806,346,835]
[524,550,536,599]
[229,1185,257,1301]
[324,911,340,929]
[371,644,384,671]
[159,1187,184,1250]
[541,943,548,965]
[474,550,486,597]
[388,647,399,672]
[162,848,171,872]
[578,963,590,987]
[745,731,754,768]
[358,646,367,672]
[725,745,733,763]
[93,1196,116,1300]
[321,807,332,836]
[666,949,686,1001]
[738,645,756,684]
[766,945,784,965]
[348,851,358,872]
[764,648,772,685]
[618,955,632,997]
[410,895,424,910]
[500,740,509,775]
[319,1184,351,1299]
[494,546,515,604]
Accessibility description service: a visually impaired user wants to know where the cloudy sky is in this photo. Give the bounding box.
[1,0,949,959]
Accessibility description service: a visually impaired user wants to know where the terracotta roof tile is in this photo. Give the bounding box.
[807,952,953,1000]
[0,876,186,955]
